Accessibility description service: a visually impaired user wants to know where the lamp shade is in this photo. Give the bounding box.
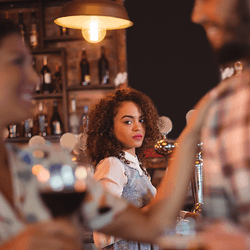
[54,0,133,30]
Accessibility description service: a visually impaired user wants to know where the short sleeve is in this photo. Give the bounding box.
[94,157,127,197]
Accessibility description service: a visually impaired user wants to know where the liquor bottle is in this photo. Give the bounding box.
[36,101,48,137]
[8,124,19,138]
[80,49,91,86]
[52,65,63,93]
[98,46,109,84]
[50,100,63,135]
[80,105,89,133]
[32,57,41,94]
[23,118,33,138]
[18,11,27,45]
[69,98,80,135]
[60,26,69,36]
[29,10,39,49]
[41,56,52,94]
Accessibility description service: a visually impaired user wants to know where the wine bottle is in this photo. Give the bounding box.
[80,105,89,133]
[52,65,62,93]
[29,10,39,49]
[36,101,48,137]
[32,57,41,94]
[69,98,80,135]
[41,56,52,94]
[80,49,91,86]
[18,11,27,45]
[98,46,109,84]
[23,118,33,138]
[50,100,63,135]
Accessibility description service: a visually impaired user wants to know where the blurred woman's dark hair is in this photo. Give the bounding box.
[86,87,161,171]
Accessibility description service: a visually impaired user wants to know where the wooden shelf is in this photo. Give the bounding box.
[31,48,65,55]
[67,84,116,91]
[1,0,125,138]
[4,135,61,143]
[33,93,63,99]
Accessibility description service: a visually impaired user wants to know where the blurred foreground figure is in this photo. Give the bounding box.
[184,0,250,249]
[0,18,82,250]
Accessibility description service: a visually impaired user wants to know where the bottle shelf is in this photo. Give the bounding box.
[31,48,66,55]
[1,0,124,143]
[67,84,116,92]
[4,135,61,143]
[33,93,63,99]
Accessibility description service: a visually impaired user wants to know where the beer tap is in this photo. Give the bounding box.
[186,110,204,213]
[191,142,204,213]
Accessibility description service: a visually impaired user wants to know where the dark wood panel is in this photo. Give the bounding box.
[67,84,116,91]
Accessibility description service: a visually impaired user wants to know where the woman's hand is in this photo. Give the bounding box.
[1,217,82,250]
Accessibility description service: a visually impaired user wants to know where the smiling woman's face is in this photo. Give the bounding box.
[0,33,38,127]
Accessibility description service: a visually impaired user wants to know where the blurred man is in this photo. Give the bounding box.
[189,0,250,249]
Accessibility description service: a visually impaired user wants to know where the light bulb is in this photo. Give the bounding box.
[81,18,106,43]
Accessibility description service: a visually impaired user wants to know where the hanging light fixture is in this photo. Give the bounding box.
[54,0,133,43]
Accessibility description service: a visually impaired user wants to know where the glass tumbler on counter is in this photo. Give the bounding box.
[156,212,207,250]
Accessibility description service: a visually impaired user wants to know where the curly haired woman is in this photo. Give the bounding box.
[87,88,160,250]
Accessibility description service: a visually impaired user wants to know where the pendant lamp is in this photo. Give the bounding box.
[54,0,133,43]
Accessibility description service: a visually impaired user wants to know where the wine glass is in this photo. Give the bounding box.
[29,137,89,218]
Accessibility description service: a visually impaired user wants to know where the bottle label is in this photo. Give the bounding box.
[29,118,34,127]
[44,73,51,84]
[82,75,91,85]
[36,81,40,91]
[39,116,45,132]
[9,125,17,138]
[101,74,109,84]
[20,30,25,44]
[30,34,38,47]
[52,121,62,135]
[69,115,80,127]
[24,119,33,137]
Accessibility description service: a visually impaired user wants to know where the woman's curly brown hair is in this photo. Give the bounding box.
[86,88,161,170]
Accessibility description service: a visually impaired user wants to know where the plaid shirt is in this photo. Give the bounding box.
[201,70,250,227]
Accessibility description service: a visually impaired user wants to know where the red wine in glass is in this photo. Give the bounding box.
[40,191,87,217]
[37,162,88,217]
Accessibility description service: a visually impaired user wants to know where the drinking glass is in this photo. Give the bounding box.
[30,142,89,218]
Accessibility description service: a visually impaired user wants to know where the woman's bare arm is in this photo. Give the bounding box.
[95,86,221,244]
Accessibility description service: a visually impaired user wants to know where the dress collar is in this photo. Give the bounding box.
[123,151,143,176]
